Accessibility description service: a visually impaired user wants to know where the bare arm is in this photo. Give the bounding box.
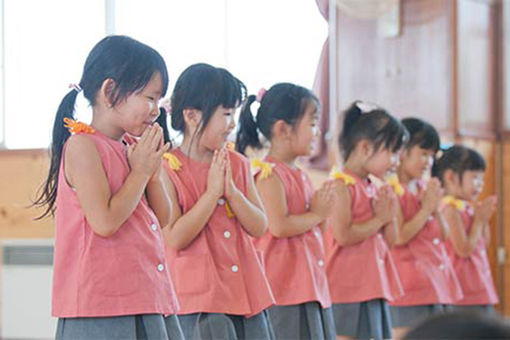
[394,207,430,245]
[256,174,322,238]
[225,155,267,237]
[329,181,388,246]
[444,205,484,258]
[66,128,163,237]
[143,126,171,227]
[145,166,172,228]
[162,149,226,250]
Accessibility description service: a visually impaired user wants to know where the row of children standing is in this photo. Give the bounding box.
[35,35,499,339]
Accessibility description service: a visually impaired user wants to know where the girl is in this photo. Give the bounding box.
[236,83,337,340]
[325,101,407,340]
[432,145,498,314]
[34,36,183,339]
[389,118,463,338]
[159,63,275,339]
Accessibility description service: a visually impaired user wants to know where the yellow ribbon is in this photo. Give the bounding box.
[225,141,235,151]
[386,173,404,197]
[225,201,235,218]
[251,158,274,179]
[329,167,356,186]
[442,195,466,211]
[162,152,182,171]
[63,118,95,134]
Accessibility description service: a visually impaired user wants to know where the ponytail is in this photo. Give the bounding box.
[34,89,79,219]
[341,102,363,137]
[339,100,408,161]
[339,101,364,160]
[235,94,261,155]
[235,83,318,155]
[156,107,172,145]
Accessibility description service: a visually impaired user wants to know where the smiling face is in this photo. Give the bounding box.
[400,145,436,180]
[443,169,485,202]
[288,100,320,157]
[198,105,237,151]
[460,170,485,201]
[113,72,163,137]
[364,145,402,179]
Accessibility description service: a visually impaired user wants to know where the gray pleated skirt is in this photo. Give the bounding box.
[332,299,392,340]
[445,304,496,315]
[56,314,184,340]
[174,311,274,340]
[389,304,445,328]
[266,302,336,340]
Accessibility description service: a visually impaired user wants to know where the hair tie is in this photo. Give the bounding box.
[68,83,82,93]
[256,88,267,103]
[355,100,378,113]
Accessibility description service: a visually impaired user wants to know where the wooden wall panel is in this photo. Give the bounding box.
[335,0,453,133]
[457,1,496,137]
[502,141,510,316]
[0,151,54,239]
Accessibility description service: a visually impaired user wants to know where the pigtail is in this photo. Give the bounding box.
[235,94,261,155]
[339,101,363,160]
[34,89,79,219]
[341,101,363,138]
[156,107,172,146]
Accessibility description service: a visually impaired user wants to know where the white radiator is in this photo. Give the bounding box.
[1,239,56,339]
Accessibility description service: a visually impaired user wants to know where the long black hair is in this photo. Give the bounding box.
[159,63,246,145]
[235,83,319,155]
[339,101,408,161]
[34,35,169,219]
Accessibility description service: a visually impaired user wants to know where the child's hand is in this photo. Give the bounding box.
[310,180,337,221]
[224,149,240,200]
[373,186,394,225]
[475,195,497,223]
[421,178,444,215]
[206,148,226,199]
[128,124,169,181]
[149,125,169,183]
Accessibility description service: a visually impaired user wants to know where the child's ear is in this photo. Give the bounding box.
[100,78,117,107]
[400,148,410,162]
[358,139,374,158]
[272,120,292,139]
[444,169,459,186]
[183,109,202,128]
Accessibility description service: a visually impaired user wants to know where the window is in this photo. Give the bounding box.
[1,0,327,149]
[3,0,104,149]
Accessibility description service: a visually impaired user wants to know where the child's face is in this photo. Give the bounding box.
[115,72,163,137]
[459,170,485,201]
[400,145,435,180]
[199,105,236,151]
[289,102,320,157]
[366,145,401,179]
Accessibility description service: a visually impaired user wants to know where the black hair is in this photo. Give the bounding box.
[235,83,319,155]
[404,312,510,339]
[401,117,440,152]
[432,145,486,185]
[155,107,170,144]
[34,35,169,219]
[160,63,246,144]
[339,100,408,161]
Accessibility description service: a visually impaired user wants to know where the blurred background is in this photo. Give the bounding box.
[0,0,509,338]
